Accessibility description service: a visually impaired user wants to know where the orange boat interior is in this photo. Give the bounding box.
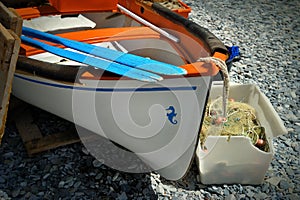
[16,1,228,80]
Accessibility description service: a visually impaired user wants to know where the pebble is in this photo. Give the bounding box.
[225,194,236,200]
[266,177,283,186]
[156,184,165,195]
[255,193,269,200]
[92,159,103,168]
[224,188,230,196]
[0,190,10,199]
[37,192,45,196]
[0,177,5,184]
[112,172,119,181]
[11,188,20,198]
[117,192,128,200]
[3,152,14,158]
[261,183,269,193]
[43,173,50,180]
[287,194,300,200]
[95,173,103,180]
[74,181,81,188]
[245,189,255,198]
[81,147,90,155]
[290,91,297,99]
[279,180,290,190]
[58,181,65,188]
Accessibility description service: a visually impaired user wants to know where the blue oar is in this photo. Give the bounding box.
[21,35,162,82]
[22,27,187,76]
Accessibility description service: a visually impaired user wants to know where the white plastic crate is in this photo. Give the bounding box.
[196,83,287,185]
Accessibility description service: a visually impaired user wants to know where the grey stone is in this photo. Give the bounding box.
[225,194,236,200]
[74,181,81,188]
[261,183,269,193]
[286,194,300,200]
[65,176,74,184]
[3,152,14,158]
[156,184,165,195]
[117,192,128,200]
[28,194,39,200]
[0,190,9,199]
[30,186,39,194]
[112,172,119,181]
[11,188,20,198]
[92,160,103,168]
[290,91,297,99]
[58,181,65,188]
[266,177,282,186]
[120,184,131,193]
[75,192,85,196]
[286,168,295,177]
[142,188,150,196]
[37,192,45,196]
[224,189,230,196]
[253,193,268,200]
[246,189,255,198]
[279,180,290,190]
[0,177,5,183]
[19,190,26,196]
[237,194,246,200]
[293,144,300,152]
[81,147,90,155]
[43,173,50,180]
[20,181,27,187]
[163,185,177,193]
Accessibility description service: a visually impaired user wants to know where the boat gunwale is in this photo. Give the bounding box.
[18,26,220,82]
[14,73,199,92]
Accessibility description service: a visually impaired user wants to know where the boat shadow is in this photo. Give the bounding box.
[3,102,159,199]
[6,99,202,198]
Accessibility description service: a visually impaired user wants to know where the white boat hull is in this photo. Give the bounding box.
[12,8,223,179]
[13,73,211,180]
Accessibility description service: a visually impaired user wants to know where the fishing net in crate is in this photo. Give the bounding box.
[198,56,270,153]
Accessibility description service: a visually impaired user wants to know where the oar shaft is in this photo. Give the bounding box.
[22,27,186,75]
[117,4,180,43]
[21,35,162,82]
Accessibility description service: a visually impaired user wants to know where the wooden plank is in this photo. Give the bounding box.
[0,2,81,151]
[25,126,80,155]
[0,2,16,28]
[0,2,23,35]
[0,1,22,143]
[0,24,20,143]
[0,24,14,70]
[8,8,23,36]
[14,106,43,143]
[7,95,28,121]
[14,104,80,156]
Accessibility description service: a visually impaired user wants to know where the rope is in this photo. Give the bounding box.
[197,57,230,117]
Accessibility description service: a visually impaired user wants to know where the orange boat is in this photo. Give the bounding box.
[13,0,229,180]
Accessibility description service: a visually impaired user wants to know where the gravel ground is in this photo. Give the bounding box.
[1,0,299,199]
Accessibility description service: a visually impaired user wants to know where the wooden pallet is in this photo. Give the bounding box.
[0,2,80,154]
[9,97,80,156]
[0,2,22,143]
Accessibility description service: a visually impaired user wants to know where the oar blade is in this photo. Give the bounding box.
[21,35,162,82]
[22,27,187,76]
